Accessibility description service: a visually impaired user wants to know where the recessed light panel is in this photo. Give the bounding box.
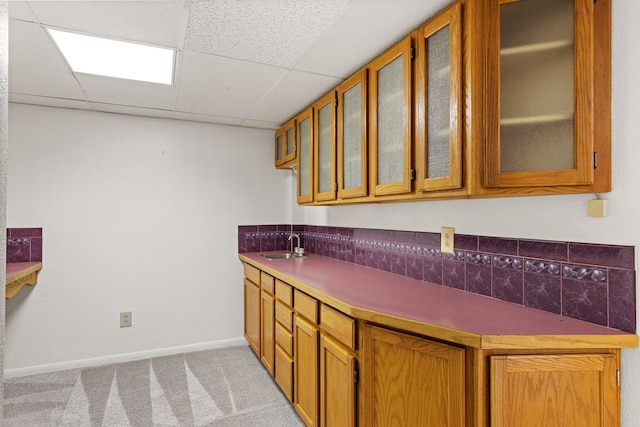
[48,29,175,85]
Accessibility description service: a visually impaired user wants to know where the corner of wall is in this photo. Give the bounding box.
[0,0,10,418]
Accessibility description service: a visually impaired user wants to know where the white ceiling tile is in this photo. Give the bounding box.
[76,73,178,111]
[249,70,342,124]
[240,119,281,130]
[175,51,287,118]
[26,1,190,48]
[173,111,243,126]
[8,19,87,100]
[8,0,453,128]
[8,1,38,21]
[184,0,350,68]
[295,0,451,78]
[90,103,175,120]
[10,94,92,111]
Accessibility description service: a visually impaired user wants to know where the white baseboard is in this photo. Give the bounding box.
[4,337,248,379]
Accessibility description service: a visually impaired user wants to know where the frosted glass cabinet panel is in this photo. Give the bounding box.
[314,91,337,202]
[416,2,462,192]
[369,36,413,197]
[485,0,595,188]
[275,118,296,169]
[297,107,314,204]
[337,69,368,199]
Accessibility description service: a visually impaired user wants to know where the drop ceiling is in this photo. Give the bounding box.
[8,0,450,130]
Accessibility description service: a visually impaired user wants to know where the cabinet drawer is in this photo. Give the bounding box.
[320,303,356,351]
[275,345,294,402]
[261,272,275,295]
[244,263,260,284]
[275,280,293,306]
[275,300,294,332]
[294,289,318,323]
[275,321,294,356]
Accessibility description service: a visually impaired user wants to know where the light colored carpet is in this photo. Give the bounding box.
[3,345,304,426]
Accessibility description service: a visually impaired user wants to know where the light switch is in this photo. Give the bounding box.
[441,227,455,254]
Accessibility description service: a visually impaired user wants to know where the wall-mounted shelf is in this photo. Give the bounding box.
[6,262,43,298]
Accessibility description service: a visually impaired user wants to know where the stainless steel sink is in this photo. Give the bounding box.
[261,253,308,260]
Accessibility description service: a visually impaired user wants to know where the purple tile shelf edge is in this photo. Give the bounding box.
[238,224,636,334]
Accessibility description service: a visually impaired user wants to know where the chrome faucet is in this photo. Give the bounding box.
[288,233,304,256]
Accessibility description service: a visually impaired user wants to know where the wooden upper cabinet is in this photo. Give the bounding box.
[337,69,368,199]
[415,2,463,192]
[275,117,296,169]
[314,91,337,202]
[297,106,314,204]
[491,353,619,427]
[369,36,414,197]
[483,0,608,189]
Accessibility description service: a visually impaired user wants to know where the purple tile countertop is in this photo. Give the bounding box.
[6,262,43,285]
[240,252,638,350]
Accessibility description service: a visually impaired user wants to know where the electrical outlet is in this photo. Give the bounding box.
[441,227,455,254]
[120,311,132,328]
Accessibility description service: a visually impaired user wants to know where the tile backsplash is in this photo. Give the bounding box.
[6,228,43,263]
[239,224,636,334]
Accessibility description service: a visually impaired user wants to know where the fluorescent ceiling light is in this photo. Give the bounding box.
[48,29,175,85]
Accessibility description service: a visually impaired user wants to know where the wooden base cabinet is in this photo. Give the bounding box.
[243,278,260,357]
[294,315,319,427]
[362,324,466,427]
[320,334,357,427]
[490,353,620,427]
[260,290,275,375]
[241,260,629,427]
[274,280,295,402]
[319,303,358,427]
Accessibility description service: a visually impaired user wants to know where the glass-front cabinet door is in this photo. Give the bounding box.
[314,91,337,202]
[297,107,314,204]
[484,0,595,188]
[415,2,462,192]
[369,36,414,197]
[337,69,368,200]
[275,118,296,169]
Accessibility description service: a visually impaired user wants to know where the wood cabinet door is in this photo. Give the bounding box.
[260,291,275,376]
[294,315,319,427]
[368,36,414,197]
[314,90,337,202]
[363,324,465,427]
[320,334,356,427]
[337,69,368,199]
[490,353,619,427]
[243,278,260,356]
[275,117,296,168]
[297,107,315,204]
[275,343,294,402]
[415,2,463,192]
[483,0,598,188]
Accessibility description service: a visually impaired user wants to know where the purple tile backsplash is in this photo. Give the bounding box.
[238,224,637,334]
[6,228,43,263]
